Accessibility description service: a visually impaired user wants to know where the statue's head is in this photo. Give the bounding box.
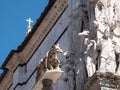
[53,44,63,53]
[104,28,110,38]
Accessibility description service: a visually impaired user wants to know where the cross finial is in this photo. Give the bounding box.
[26,18,33,27]
[26,18,33,36]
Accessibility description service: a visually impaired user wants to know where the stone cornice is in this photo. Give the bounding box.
[0,0,68,89]
[0,71,13,90]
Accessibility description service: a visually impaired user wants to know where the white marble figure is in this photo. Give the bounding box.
[79,30,97,77]
[36,44,63,82]
[97,28,117,73]
[84,39,97,77]
[94,0,120,74]
[46,44,63,70]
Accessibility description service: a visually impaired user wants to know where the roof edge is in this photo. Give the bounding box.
[1,0,56,69]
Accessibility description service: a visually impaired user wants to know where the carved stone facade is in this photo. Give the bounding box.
[1,0,120,90]
[83,72,120,90]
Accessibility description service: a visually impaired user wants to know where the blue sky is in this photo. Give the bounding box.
[0,0,49,66]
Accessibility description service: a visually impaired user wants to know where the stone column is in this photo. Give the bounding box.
[42,79,53,90]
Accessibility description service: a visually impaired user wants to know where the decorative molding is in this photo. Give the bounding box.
[5,53,19,71]
[0,0,68,89]
[0,71,13,90]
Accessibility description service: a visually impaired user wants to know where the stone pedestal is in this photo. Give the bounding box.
[83,72,120,90]
[33,70,63,90]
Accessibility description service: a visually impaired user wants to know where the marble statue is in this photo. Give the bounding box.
[93,0,120,75]
[46,44,63,70]
[79,30,97,77]
[36,44,63,82]
[97,28,117,73]
[84,39,97,77]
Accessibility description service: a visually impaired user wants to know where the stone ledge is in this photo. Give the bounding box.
[33,70,64,90]
[83,72,120,90]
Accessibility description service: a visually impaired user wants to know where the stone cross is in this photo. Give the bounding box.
[26,18,33,27]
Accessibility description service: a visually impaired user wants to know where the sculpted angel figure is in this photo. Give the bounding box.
[79,30,97,77]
